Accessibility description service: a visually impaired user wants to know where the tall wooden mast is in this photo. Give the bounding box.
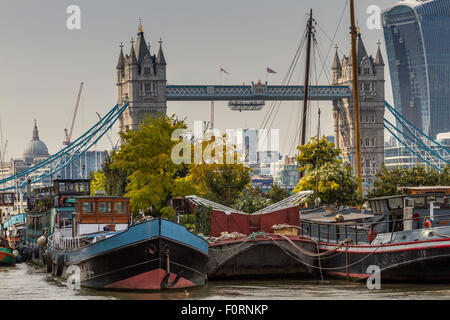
[300,9,314,149]
[349,0,363,193]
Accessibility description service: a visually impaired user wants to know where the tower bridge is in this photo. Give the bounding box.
[165,84,352,101]
[1,20,447,193]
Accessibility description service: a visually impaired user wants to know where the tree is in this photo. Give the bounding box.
[90,171,106,196]
[112,114,188,214]
[102,152,128,196]
[203,164,252,207]
[293,136,360,206]
[296,136,341,172]
[369,165,440,198]
[294,161,360,206]
[439,164,450,186]
[233,187,270,213]
[172,136,252,206]
[268,184,291,204]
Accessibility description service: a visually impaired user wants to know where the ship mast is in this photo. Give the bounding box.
[349,0,363,193]
[300,9,314,150]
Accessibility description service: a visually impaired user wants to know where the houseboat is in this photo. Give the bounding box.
[45,194,209,290]
[299,187,450,282]
[177,193,321,280]
[0,237,15,266]
[21,179,90,263]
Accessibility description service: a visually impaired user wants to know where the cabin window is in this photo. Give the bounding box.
[413,197,426,208]
[98,202,112,214]
[78,183,85,192]
[432,197,445,208]
[59,183,67,192]
[82,202,95,214]
[387,197,403,210]
[114,202,127,214]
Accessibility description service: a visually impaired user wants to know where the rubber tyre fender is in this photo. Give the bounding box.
[34,247,40,259]
[56,255,65,277]
[46,253,52,273]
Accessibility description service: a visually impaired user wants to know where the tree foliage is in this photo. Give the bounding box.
[268,183,291,204]
[233,187,271,213]
[368,164,442,198]
[90,171,106,196]
[439,164,450,186]
[296,136,341,172]
[112,114,188,214]
[294,135,360,206]
[294,161,360,206]
[102,152,128,196]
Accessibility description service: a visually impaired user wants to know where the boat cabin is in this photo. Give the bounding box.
[73,196,130,237]
[369,192,450,233]
[30,179,90,209]
[0,193,15,224]
[25,179,91,247]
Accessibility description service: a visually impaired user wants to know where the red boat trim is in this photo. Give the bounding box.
[104,268,196,290]
[318,237,450,248]
[327,271,370,279]
[320,241,450,254]
[209,235,315,247]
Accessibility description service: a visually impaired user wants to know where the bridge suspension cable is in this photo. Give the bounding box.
[0,102,129,191]
[384,101,450,171]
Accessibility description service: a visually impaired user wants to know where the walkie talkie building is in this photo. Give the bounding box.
[382,0,450,139]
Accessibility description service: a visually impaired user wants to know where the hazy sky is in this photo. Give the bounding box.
[0,0,398,160]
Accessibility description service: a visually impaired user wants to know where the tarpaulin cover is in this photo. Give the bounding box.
[210,207,299,236]
[210,210,249,237]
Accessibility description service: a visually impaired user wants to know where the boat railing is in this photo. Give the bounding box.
[48,234,89,251]
[299,212,450,245]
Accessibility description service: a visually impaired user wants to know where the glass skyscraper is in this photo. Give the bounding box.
[382,0,450,139]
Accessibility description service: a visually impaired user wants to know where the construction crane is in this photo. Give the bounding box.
[63,82,84,146]
[2,140,7,162]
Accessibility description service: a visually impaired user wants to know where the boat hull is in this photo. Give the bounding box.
[47,218,209,290]
[320,238,450,283]
[0,247,15,266]
[207,236,319,279]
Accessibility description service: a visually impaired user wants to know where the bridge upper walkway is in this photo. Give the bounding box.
[166,84,352,101]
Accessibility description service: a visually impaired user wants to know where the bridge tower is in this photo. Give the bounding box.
[116,20,167,132]
[332,34,385,192]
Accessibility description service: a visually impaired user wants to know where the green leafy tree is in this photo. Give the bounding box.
[102,152,128,196]
[296,136,341,172]
[439,164,450,185]
[268,183,291,204]
[294,136,360,206]
[172,137,252,206]
[369,165,440,198]
[90,171,106,196]
[294,161,360,206]
[233,187,271,213]
[203,164,252,207]
[112,114,188,215]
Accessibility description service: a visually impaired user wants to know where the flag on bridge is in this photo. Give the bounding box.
[266,67,277,74]
[220,67,230,75]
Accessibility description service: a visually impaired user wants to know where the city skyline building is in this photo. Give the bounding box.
[382,0,450,139]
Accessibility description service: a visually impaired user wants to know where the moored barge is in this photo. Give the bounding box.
[46,195,209,290]
[299,187,450,282]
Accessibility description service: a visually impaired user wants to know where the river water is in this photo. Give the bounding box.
[1,263,450,300]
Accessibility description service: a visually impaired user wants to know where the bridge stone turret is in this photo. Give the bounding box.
[332,34,385,193]
[116,20,167,132]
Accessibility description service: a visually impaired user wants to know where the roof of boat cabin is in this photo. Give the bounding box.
[370,192,449,201]
[302,212,374,223]
[75,196,130,200]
